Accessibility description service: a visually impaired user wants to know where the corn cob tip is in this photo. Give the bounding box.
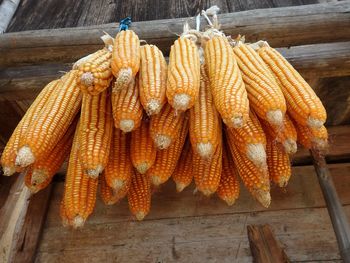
[119,120,135,133]
[222,197,237,206]
[196,142,214,159]
[283,139,297,155]
[154,134,172,149]
[16,146,35,167]
[307,117,324,129]
[86,165,104,179]
[72,216,85,229]
[113,68,132,91]
[176,182,188,192]
[232,116,244,128]
[247,144,267,168]
[80,72,94,87]
[276,175,290,188]
[266,110,283,126]
[312,138,329,151]
[135,211,146,221]
[61,217,70,228]
[31,169,48,186]
[110,178,126,191]
[200,188,215,197]
[253,189,271,208]
[146,99,162,115]
[135,163,151,174]
[27,185,40,194]
[173,94,190,111]
[151,175,162,186]
[2,166,16,176]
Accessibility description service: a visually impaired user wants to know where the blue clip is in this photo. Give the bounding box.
[119,17,132,31]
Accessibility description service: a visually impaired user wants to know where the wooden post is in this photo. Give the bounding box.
[247,224,290,263]
[311,149,350,263]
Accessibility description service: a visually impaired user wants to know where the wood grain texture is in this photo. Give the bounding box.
[35,161,350,262]
[1,2,349,66]
[6,0,322,32]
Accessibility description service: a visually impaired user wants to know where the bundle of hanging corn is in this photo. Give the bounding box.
[0,8,328,229]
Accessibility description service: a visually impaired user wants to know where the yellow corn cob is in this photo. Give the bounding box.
[204,36,249,128]
[150,103,185,149]
[1,80,59,176]
[233,42,286,126]
[131,120,157,174]
[76,48,113,95]
[111,30,140,91]
[294,122,328,151]
[111,77,143,132]
[189,64,220,159]
[104,128,133,193]
[260,114,297,155]
[127,171,151,221]
[139,45,167,115]
[266,135,292,187]
[148,117,189,186]
[256,43,327,128]
[166,37,200,111]
[172,139,193,192]
[79,90,113,178]
[60,201,70,227]
[63,122,98,229]
[226,111,267,168]
[16,70,82,168]
[227,131,271,207]
[217,144,240,206]
[25,118,77,193]
[193,130,222,196]
[100,172,128,205]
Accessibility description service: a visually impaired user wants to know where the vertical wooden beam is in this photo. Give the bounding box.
[247,224,290,263]
[0,174,53,263]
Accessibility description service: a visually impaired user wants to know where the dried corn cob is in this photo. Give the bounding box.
[204,36,249,128]
[227,131,270,208]
[226,111,267,168]
[294,122,328,151]
[25,118,77,193]
[104,128,133,193]
[232,42,286,126]
[217,144,240,206]
[189,64,220,159]
[63,122,98,228]
[266,136,292,187]
[76,48,113,95]
[1,80,59,176]
[79,90,113,178]
[260,114,297,155]
[166,37,200,111]
[148,117,189,186]
[127,171,151,221]
[100,172,127,205]
[112,77,143,132]
[16,71,81,168]
[193,133,222,197]
[172,138,193,192]
[111,30,140,91]
[131,120,157,174]
[139,45,167,115]
[150,103,185,149]
[256,42,326,128]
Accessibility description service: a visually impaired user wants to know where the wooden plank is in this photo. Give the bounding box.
[0,2,349,66]
[1,41,349,102]
[44,163,350,228]
[247,224,290,263]
[36,206,346,262]
[10,184,53,263]
[0,0,20,33]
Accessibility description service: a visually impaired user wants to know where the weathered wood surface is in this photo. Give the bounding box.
[1,2,349,66]
[0,0,20,33]
[6,0,325,32]
[35,163,350,262]
[1,41,348,102]
[247,224,290,263]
